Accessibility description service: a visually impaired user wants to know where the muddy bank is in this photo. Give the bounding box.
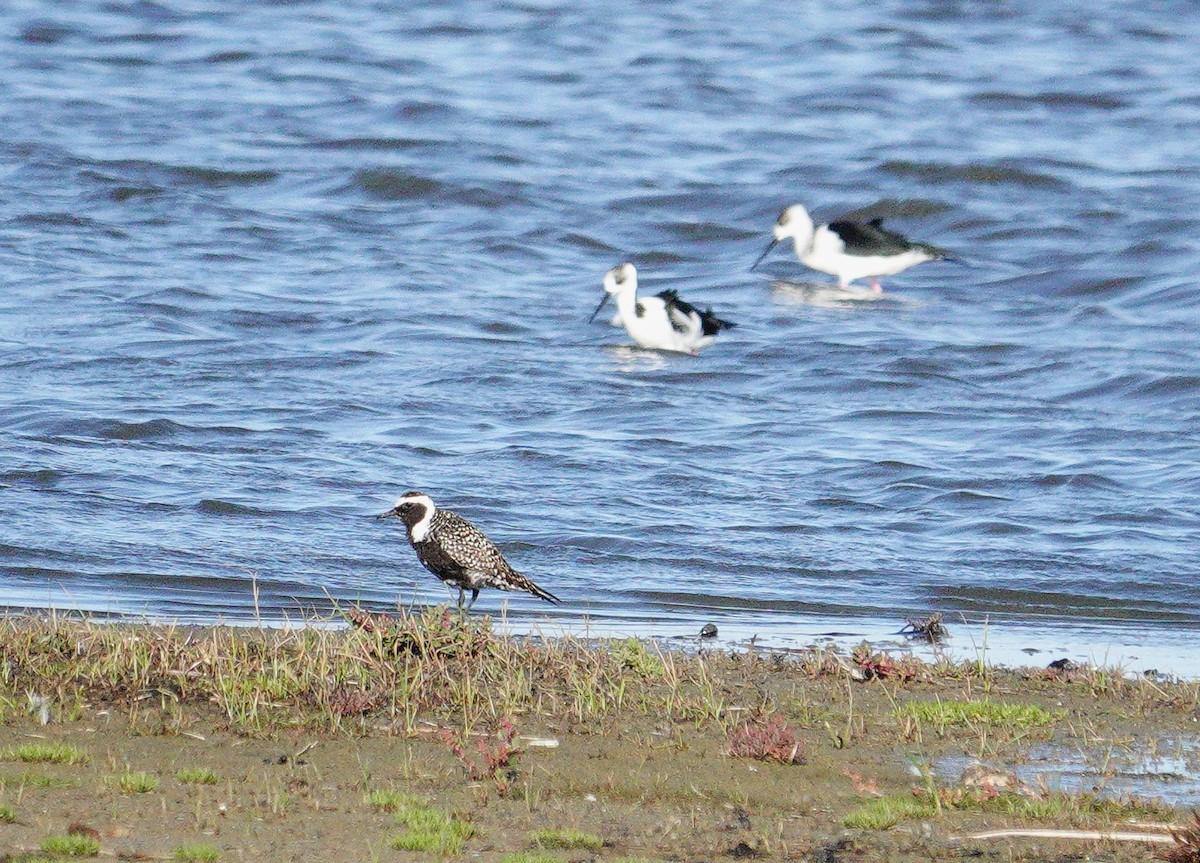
[0,611,1196,862]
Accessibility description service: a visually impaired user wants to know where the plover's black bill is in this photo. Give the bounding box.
[588,292,611,322]
[750,237,779,271]
[375,509,399,520]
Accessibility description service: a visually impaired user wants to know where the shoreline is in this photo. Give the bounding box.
[4,599,1198,679]
[0,609,1197,861]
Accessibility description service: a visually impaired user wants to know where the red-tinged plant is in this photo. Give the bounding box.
[851,643,920,681]
[441,718,521,794]
[729,714,805,765]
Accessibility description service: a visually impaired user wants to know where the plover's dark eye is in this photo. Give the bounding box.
[615,273,626,284]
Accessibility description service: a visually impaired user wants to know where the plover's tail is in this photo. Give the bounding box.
[507,570,561,605]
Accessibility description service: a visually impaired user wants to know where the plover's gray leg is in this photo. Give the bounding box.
[463,588,479,611]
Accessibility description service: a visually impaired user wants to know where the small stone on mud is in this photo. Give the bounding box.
[728,840,765,858]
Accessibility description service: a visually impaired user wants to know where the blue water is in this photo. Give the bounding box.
[3,1,1199,672]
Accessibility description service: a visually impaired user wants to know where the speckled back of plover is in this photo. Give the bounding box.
[752,204,949,292]
[588,262,735,355]
[377,491,560,610]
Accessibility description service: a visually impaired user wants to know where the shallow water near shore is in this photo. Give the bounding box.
[2,1,1200,671]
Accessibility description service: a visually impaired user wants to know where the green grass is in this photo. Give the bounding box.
[4,742,88,765]
[0,770,75,788]
[613,637,664,676]
[969,789,1175,823]
[0,804,14,823]
[843,795,937,829]
[529,828,604,850]
[173,843,221,862]
[843,788,1177,831]
[176,767,220,785]
[365,788,424,813]
[387,799,474,855]
[117,770,160,793]
[0,770,76,789]
[501,854,565,863]
[41,833,101,856]
[898,699,1061,728]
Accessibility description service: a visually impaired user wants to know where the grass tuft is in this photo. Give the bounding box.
[0,804,14,823]
[529,828,604,850]
[501,854,565,863]
[844,787,1178,831]
[365,788,425,813]
[41,833,101,856]
[173,843,221,862]
[0,770,75,788]
[176,767,220,785]
[613,638,664,676]
[5,742,88,765]
[117,770,160,793]
[843,795,936,829]
[387,798,474,855]
[898,699,1061,728]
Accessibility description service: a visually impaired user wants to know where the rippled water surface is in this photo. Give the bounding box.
[3,1,1199,671]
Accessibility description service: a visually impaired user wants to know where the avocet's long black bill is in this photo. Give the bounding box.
[588,292,611,323]
[750,238,779,271]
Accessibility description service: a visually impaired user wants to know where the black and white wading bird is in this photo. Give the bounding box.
[589,262,734,354]
[377,491,560,610]
[752,204,948,292]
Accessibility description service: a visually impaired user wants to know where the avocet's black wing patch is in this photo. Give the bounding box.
[657,289,735,336]
[827,218,916,257]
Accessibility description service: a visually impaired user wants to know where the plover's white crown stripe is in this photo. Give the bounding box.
[395,492,435,542]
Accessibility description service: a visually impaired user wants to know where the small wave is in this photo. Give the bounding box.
[811,497,887,512]
[20,21,75,44]
[880,160,1070,189]
[971,91,1130,110]
[355,169,443,200]
[171,166,277,188]
[204,50,254,63]
[196,499,267,516]
[314,137,436,152]
[0,468,63,486]
[928,489,1012,506]
[835,199,954,219]
[89,418,182,441]
[88,55,154,68]
[1131,375,1200,398]
[554,232,617,254]
[1033,472,1121,491]
[1057,276,1140,299]
[108,185,164,202]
